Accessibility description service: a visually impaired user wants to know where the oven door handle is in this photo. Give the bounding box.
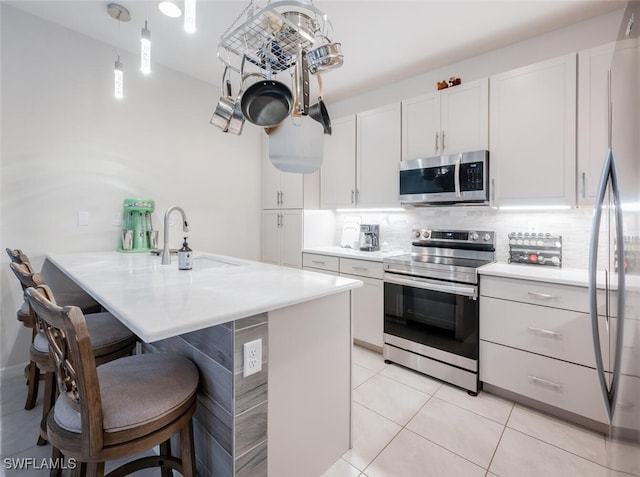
[384,273,477,298]
[454,154,462,198]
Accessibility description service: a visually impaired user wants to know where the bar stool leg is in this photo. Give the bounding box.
[37,371,55,446]
[160,440,172,477]
[24,360,40,410]
[180,420,196,477]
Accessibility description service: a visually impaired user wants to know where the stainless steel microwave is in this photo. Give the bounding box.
[399,150,489,205]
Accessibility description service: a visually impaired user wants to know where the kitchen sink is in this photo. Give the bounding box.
[192,256,241,270]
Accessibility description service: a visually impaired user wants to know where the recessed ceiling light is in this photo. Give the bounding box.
[159,1,182,18]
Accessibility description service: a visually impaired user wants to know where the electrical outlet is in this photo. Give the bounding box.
[78,211,89,227]
[243,339,262,377]
[112,212,122,227]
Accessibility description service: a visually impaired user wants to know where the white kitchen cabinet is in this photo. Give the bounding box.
[356,103,401,208]
[321,116,357,209]
[489,54,576,207]
[321,103,401,209]
[402,78,489,161]
[339,259,384,350]
[302,253,340,274]
[577,41,638,206]
[262,210,302,268]
[480,275,609,424]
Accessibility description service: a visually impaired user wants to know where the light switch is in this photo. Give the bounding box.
[78,211,89,226]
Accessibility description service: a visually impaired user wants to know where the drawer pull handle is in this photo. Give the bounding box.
[352,266,369,272]
[312,260,326,265]
[528,327,562,339]
[528,375,563,391]
[527,291,555,300]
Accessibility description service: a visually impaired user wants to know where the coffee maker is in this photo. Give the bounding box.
[118,198,157,253]
[359,224,380,252]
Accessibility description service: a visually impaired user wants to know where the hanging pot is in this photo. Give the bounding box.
[210,66,235,132]
[308,74,331,135]
[307,40,344,74]
[241,43,293,127]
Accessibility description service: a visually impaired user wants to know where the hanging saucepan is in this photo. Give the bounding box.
[307,39,344,75]
[226,57,247,135]
[241,43,293,128]
[210,66,235,132]
[308,75,331,135]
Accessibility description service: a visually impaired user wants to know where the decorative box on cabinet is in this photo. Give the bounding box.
[402,78,489,161]
[489,53,576,207]
[480,275,609,425]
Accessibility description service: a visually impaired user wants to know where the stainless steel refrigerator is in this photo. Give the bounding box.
[589,1,640,474]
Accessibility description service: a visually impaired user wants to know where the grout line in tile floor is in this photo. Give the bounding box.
[483,401,515,477]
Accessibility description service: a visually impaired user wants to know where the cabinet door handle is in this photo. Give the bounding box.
[278,213,283,227]
[441,130,446,151]
[435,132,439,153]
[581,172,586,199]
[351,189,355,204]
[527,291,555,300]
[280,191,284,206]
[528,327,562,339]
[491,178,495,203]
[356,189,360,204]
[528,375,563,391]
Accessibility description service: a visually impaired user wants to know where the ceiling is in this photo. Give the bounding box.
[7,1,625,103]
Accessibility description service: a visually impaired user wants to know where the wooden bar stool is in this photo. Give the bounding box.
[6,248,102,410]
[9,262,138,446]
[26,285,198,477]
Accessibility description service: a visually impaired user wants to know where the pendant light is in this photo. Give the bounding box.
[114,56,124,99]
[107,3,130,99]
[184,0,196,33]
[140,20,151,74]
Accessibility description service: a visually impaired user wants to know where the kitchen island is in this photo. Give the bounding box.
[45,251,362,477]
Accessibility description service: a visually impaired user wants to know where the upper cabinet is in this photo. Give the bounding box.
[402,78,489,161]
[321,115,357,209]
[322,104,401,209]
[357,103,402,208]
[489,54,577,207]
[578,41,639,206]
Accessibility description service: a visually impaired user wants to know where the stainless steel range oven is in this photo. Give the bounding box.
[383,229,495,395]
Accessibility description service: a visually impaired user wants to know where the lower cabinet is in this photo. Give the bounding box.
[302,253,384,350]
[262,210,302,268]
[479,275,609,425]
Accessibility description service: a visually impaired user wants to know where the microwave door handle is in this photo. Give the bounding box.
[454,154,462,198]
[384,273,476,298]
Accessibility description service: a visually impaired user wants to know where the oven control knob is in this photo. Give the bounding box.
[422,231,431,239]
[483,233,491,241]
[414,231,421,239]
[470,232,479,241]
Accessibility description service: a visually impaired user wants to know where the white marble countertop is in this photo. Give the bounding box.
[46,251,362,343]
[303,246,406,262]
[479,262,591,287]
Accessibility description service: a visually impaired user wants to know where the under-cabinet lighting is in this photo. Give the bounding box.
[140,21,151,74]
[335,208,406,213]
[498,205,572,211]
[159,1,182,18]
[114,56,124,99]
[184,0,196,33]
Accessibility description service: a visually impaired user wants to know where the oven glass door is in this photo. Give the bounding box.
[384,277,479,360]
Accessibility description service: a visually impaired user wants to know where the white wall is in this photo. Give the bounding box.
[0,6,263,371]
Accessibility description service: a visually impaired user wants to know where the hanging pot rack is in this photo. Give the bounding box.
[217,0,337,75]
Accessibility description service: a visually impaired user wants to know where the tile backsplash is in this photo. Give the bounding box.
[318,207,597,269]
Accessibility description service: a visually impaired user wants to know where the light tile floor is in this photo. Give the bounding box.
[1,346,638,477]
[322,346,640,477]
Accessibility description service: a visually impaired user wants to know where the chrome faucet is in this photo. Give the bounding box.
[161,206,190,265]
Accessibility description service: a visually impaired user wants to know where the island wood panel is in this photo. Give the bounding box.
[143,313,269,477]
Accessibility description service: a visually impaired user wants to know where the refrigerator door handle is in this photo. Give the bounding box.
[589,147,626,424]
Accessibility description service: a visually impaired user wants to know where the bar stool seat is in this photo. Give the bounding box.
[26,285,198,477]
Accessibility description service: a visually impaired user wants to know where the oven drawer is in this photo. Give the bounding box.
[302,253,339,273]
[480,276,589,312]
[480,297,610,368]
[480,342,607,423]
[340,258,383,279]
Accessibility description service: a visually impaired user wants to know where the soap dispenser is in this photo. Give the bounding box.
[178,237,193,270]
